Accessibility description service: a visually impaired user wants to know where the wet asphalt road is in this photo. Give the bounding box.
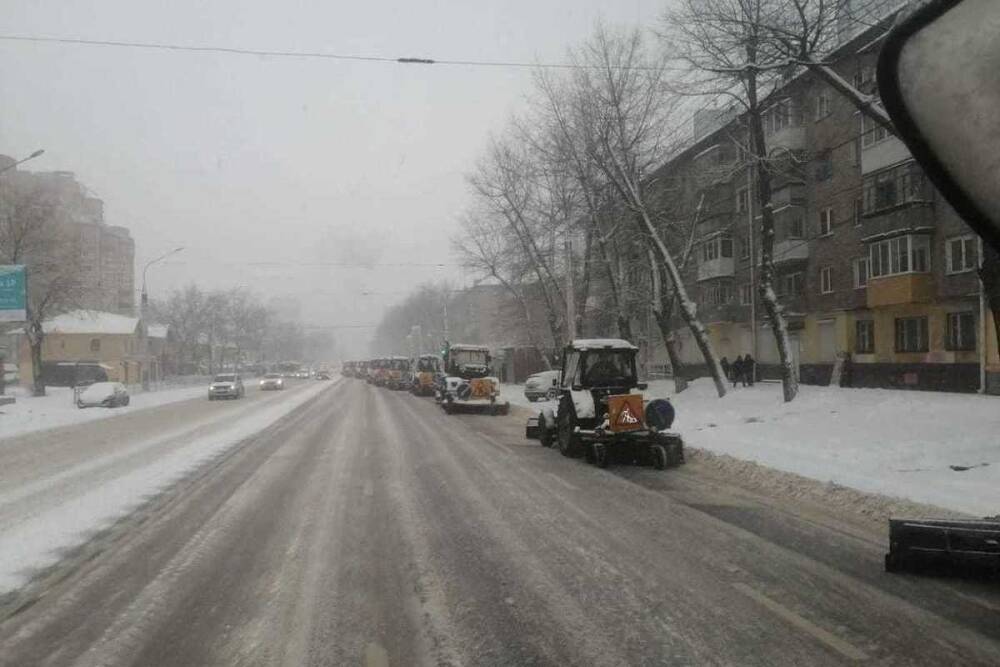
[2,378,999,666]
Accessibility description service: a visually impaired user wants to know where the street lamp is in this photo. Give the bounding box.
[141,246,185,310]
[0,149,45,176]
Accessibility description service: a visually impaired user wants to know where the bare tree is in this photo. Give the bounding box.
[467,136,568,348]
[0,179,84,396]
[567,24,729,397]
[667,0,804,401]
[453,210,552,366]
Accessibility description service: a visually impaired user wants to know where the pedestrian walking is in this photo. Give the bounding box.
[731,355,744,388]
[743,353,756,386]
[720,356,731,382]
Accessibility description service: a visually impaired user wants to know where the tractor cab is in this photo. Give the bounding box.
[412,354,442,395]
[526,339,683,469]
[386,356,411,390]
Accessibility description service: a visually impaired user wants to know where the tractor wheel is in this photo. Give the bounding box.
[651,444,668,470]
[556,395,581,458]
[593,442,609,468]
[444,401,455,415]
[538,413,554,448]
[527,396,537,403]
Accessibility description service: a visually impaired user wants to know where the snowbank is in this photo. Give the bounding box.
[0,384,209,440]
[510,378,1000,516]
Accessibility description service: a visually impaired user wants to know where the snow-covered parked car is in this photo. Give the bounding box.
[76,381,130,409]
[524,369,561,402]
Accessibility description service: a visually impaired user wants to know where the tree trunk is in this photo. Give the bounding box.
[28,321,45,397]
[648,249,688,393]
[576,227,594,336]
[979,244,1000,371]
[594,219,632,340]
[599,149,727,397]
[747,79,798,402]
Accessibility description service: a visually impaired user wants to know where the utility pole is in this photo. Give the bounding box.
[565,234,576,340]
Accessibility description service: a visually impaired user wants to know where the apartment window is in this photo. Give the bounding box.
[815,93,831,120]
[703,282,734,306]
[740,233,750,259]
[818,207,834,237]
[701,235,733,262]
[860,112,890,148]
[853,197,863,226]
[814,152,833,181]
[895,316,929,353]
[820,267,833,294]
[946,312,976,351]
[855,320,875,354]
[763,99,799,136]
[946,235,978,274]
[740,283,753,305]
[720,237,734,258]
[853,257,869,289]
[868,234,931,278]
[788,217,805,239]
[863,161,928,214]
[736,187,749,214]
[778,272,804,298]
[853,66,875,91]
[90,338,101,353]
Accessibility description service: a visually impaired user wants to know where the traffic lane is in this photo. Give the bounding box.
[0,378,319,494]
[0,378,352,666]
[406,388,1000,664]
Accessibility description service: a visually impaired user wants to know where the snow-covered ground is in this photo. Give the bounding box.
[507,379,1000,517]
[0,383,209,439]
[0,380,332,593]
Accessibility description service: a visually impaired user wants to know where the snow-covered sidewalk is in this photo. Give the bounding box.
[0,383,208,440]
[507,379,1000,517]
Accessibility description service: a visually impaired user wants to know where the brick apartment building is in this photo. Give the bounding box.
[653,17,996,393]
[0,162,135,315]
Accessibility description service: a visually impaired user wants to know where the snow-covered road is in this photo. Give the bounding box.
[0,379,334,593]
[507,379,1000,516]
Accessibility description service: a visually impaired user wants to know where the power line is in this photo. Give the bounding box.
[0,33,685,71]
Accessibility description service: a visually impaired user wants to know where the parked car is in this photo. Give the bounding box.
[77,381,130,408]
[524,369,562,402]
[259,373,284,390]
[315,370,331,380]
[208,373,245,400]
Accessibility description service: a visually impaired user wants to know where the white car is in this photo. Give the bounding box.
[77,381,130,408]
[259,373,284,390]
[524,369,561,402]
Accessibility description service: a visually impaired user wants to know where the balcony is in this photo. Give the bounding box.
[867,273,934,308]
[861,135,912,175]
[861,203,935,240]
[771,182,806,210]
[773,239,809,264]
[767,125,806,153]
[698,257,735,282]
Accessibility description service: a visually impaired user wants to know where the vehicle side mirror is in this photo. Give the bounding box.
[879,0,1000,252]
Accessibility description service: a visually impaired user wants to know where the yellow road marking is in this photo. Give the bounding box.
[732,583,869,661]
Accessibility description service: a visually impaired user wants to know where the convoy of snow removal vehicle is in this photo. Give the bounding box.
[341,337,683,471]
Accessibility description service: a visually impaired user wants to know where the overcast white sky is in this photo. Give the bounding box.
[0,0,664,356]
